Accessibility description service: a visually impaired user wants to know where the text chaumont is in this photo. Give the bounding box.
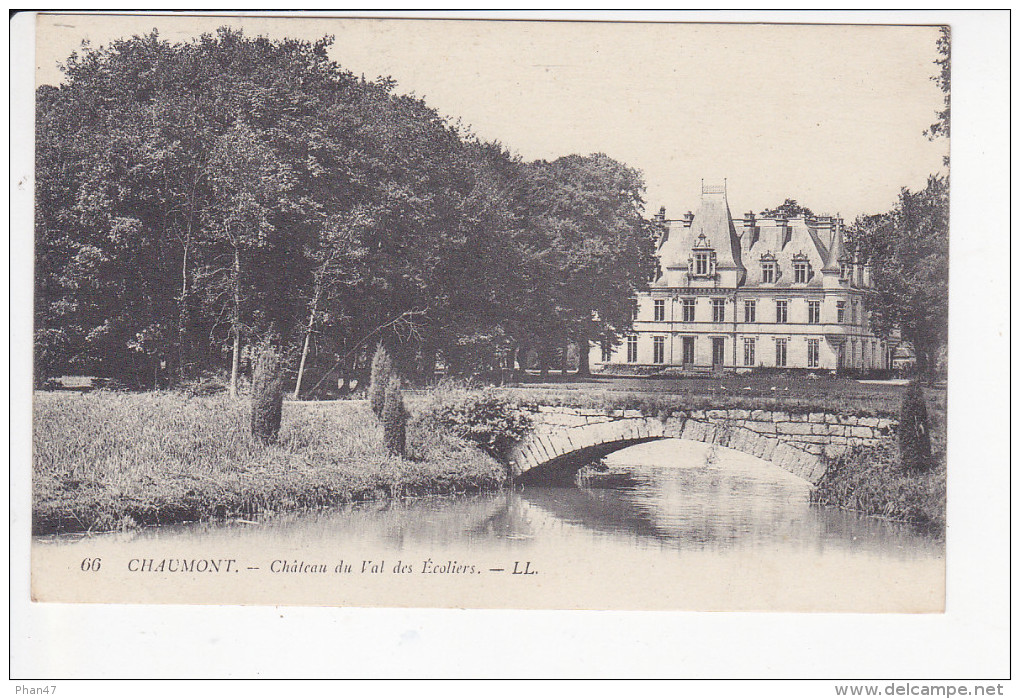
[127,558,237,573]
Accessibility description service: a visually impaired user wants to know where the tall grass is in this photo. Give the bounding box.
[811,390,947,536]
[811,441,946,535]
[33,391,504,534]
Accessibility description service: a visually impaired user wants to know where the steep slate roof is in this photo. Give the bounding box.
[742,217,832,288]
[822,220,846,272]
[650,185,848,290]
[689,188,744,271]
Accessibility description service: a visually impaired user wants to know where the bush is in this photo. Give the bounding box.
[812,441,945,534]
[250,343,284,444]
[898,378,933,471]
[413,385,533,459]
[369,343,392,418]
[178,370,232,397]
[382,374,407,457]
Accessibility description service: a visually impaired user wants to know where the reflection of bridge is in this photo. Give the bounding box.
[507,406,897,484]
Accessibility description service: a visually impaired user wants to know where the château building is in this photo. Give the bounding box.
[593,182,890,373]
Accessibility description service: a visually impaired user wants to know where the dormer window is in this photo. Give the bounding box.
[792,253,810,284]
[689,233,716,279]
[839,259,851,282]
[794,263,809,284]
[694,251,711,276]
[760,252,777,284]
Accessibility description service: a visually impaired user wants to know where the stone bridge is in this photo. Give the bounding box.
[507,405,897,484]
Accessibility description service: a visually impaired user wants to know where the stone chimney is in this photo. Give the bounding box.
[681,211,694,229]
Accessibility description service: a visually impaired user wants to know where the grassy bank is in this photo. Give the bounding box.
[810,442,946,535]
[811,395,947,535]
[33,391,506,535]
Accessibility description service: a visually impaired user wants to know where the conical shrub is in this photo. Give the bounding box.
[898,377,932,471]
[382,374,407,457]
[250,341,284,444]
[369,342,392,418]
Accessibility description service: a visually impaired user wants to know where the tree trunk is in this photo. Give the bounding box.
[577,337,591,377]
[539,346,550,378]
[178,238,189,382]
[561,340,570,375]
[229,246,241,398]
[514,344,528,374]
[293,284,320,399]
[419,343,437,385]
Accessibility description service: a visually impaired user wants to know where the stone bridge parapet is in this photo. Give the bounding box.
[507,405,897,485]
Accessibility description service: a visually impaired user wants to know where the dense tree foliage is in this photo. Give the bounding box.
[35,29,656,390]
[849,175,948,374]
[759,198,814,219]
[926,26,951,142]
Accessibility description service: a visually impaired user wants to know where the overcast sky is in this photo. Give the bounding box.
[36,13,948,220]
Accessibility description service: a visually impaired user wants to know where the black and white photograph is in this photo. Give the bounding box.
[10,9,1010,681]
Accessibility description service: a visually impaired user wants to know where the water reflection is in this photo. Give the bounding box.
[40,439,942,563]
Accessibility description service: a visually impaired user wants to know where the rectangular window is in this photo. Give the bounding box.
[653,336,665,364]
[836,300,846,324]
[682,336,695,365]
[712,337,726,368]
[808,300,820,324]
[682,298,695,322]
[654,299,665,321]
[807,339,820,368]
[601,341,612,363]
[626,335,638,363]
[775,338,787,367]
[775,299,788,324]
[794,262,808,284]
[744,300,756,323]
[761,262,775,284]
[712,298,725,323]
[743,337,755,367]
[694,252,710,276]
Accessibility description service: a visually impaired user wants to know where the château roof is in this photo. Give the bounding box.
[822,220,847,273]
[688,186,744,271]
[652,184,849,290]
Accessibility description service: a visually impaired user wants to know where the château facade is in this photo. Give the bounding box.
[593,183,890,373]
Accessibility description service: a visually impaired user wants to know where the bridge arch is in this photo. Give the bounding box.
[507,408,896,486]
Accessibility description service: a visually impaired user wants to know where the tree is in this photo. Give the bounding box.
[382,374,407,457]
[202,120,300,396]
[850,175,948,374]
[520,154,657,376]
[250,339,284,444]
[760,198,814,219]
[898,378,932,471]
[34,29,658,390]
[368,342,392,417]
[926,26,951,142]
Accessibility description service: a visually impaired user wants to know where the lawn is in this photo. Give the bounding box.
[32,391,505,534]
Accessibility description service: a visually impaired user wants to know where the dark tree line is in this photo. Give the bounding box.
[35,29,657,392]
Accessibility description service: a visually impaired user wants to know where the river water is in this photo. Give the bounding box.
[32,439,945,611]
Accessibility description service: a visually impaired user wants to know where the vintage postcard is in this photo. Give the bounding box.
[25,13,952,614]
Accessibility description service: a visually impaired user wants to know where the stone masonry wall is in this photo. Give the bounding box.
[507,406,897,485]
